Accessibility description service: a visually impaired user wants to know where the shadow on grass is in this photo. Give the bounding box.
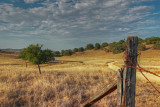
[50,60,83,64]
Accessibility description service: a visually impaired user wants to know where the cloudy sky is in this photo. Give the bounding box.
[0,0,160,50]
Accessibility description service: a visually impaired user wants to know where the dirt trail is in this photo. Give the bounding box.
[108,61,160,83]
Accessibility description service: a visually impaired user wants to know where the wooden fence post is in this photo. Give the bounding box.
[121,36,138,107]
[37,61,41,74]
[117,68,124,106]
[25,62,27,68]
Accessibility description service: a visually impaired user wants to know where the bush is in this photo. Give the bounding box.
[64,50,73,56]
[19,44,54,64]
[153,42,160,50]
[138,37,144,44]
[108,40,125,54]
[78,47,84,52]
[53,51,61,57]
[73,48,78,53]
[85,44,94,50]
[138,44,146,51]
[101,42,108,49]
[145,36,160,44]
[61,50,65,56]
[94,43,101,50]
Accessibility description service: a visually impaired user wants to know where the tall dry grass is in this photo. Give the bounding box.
[0,50,160,107]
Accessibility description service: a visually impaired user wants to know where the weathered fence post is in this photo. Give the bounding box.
[37,61,41,74]
[117,68,124,106]
[118,36,138,107]
[25,62,27,68]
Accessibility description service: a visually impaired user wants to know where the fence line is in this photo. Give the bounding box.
[81,36,160,106]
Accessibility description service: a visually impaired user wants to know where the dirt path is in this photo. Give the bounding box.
[108,61,160,83]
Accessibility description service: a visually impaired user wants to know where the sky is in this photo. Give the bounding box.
[0,0,160,50]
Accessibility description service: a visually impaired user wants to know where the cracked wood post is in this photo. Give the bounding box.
[37,61,41,74]
[117,68,124,106]
[122,36,138,107]
[25,62,27,68]
[81,77,117,107]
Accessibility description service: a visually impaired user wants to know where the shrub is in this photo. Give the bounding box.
[19,44,54,64]
[138,44,146,51]
[153,42,160,50]
[138,37,144,44]
[73,48,78,53]
[85,44,94,50]
[64,50,73,56]
[108,40,125,54]
[145,36,160,44]
[94,43,101,50]
[101,42,108,49]
[78,47,84,52]
[61,50,65,56]
[53,51,61,57]
[41,49,55,63]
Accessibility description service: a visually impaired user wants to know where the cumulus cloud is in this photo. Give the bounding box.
[24,0,41,4]
[0,0,159,49]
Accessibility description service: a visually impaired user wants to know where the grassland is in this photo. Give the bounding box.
[0,49,160,107]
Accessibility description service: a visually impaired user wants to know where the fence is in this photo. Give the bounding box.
[81,36,160,107]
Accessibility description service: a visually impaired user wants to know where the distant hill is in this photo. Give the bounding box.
[0,48,22,52]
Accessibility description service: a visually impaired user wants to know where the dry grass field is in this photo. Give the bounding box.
[0,49,160,107]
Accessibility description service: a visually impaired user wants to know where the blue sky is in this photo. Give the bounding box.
[0,0,160,50]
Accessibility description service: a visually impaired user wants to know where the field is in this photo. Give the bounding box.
[0,49,160,107]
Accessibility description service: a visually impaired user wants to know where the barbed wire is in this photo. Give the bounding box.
[81,40,160,106]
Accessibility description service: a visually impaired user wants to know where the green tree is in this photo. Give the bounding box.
[101,42,108,49]
[85,43,94,50]
[108,40,125,54]
[138,37,144,44]
[94,43,101,50]
[41,49,55,62]
[78,47,84,52]
[53,51,61,57]
[19,44,54,74]
[64,49,73,56]
[19,44,54,64]
[138,44,146,51]
[61,50,65,56]
[153,42,160,50]
[73,48,78,53]
[145,36,160,44]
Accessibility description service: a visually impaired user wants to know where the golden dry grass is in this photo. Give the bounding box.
[0,49,160,107]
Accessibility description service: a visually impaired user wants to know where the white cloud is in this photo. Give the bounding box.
[24,0,41,4]
[0,0,158,49]
[104,0,124,7]
[129,6,152,13]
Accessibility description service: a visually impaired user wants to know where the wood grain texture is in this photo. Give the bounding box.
[122,36,138,107]
[81,77,117,107]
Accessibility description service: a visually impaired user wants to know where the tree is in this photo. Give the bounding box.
[73,48,78,53]
[19,44,54,74]
[94,43,101,50]
[53,51,61,57]
[145,36,160,44]
[85,43,94,50]
[41,49,55,62]
[101,42,108,49]
[153,42,160,50]
[138,44,146,51]
[138,37,144,44]
[78,47,84,52]
[64,49,73,56]
[61,50,65,56]
[108,40,125,54]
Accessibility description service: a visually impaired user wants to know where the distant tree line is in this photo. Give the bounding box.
[52,36,160,56]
